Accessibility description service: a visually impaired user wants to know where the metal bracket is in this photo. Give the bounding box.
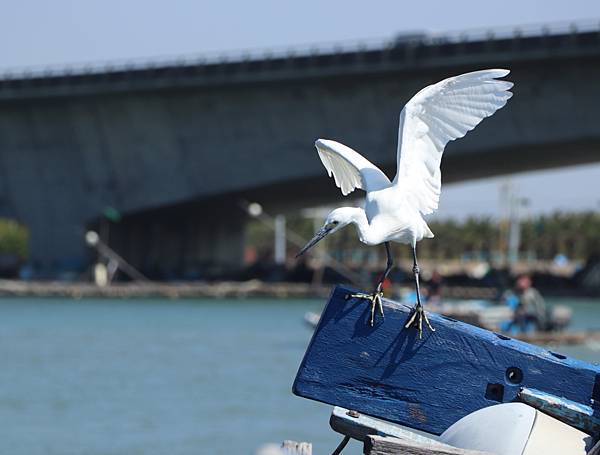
[519,387,600,436]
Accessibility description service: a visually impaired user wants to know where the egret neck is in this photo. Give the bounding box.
[337,207,377,245]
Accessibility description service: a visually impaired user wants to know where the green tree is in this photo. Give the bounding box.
[0,219,29,260]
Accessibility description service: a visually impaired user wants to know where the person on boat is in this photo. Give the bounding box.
[427,270,443,305]
[508,274,548,332]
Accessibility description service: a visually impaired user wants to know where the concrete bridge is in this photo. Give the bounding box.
[1,23,599,277]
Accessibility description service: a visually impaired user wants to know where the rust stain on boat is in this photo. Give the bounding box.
[409,403,427,423]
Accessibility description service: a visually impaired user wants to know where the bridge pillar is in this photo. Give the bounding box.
[22,213,89,276]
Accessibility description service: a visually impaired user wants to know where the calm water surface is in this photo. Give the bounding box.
[0,296,598,455]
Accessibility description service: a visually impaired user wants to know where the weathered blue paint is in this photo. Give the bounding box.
[293,285,600,435]
[519,387,600,435]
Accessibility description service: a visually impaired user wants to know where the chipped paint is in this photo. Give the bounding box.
[409,403,428,423]
[519,387,599,434]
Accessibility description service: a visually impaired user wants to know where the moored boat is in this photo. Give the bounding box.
[304,296,600,346]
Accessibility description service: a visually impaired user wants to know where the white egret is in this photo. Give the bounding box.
[297,69,513,337]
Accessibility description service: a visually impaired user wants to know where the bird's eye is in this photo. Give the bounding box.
[332,221,339,225]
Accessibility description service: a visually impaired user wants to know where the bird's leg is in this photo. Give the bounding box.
[347,291,383,327]
[349,242,393,326]
[376,242,394,317]
[405,246,435,338]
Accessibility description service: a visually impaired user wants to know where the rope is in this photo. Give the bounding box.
[331,435,351,455]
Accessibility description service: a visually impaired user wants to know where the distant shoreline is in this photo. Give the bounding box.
[0,279,593,300]
[0,279,331,299]
[0,279,499,300]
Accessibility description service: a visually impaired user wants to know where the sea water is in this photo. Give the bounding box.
[0,297,597,455]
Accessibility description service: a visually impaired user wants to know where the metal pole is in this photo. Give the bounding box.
[86,231,149,282]
[508,194,521,265]
[274,214,286,265]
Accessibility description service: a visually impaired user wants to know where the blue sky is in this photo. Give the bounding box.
[435,164,600,220]
[2,0,600,68]
[1,0,599,218]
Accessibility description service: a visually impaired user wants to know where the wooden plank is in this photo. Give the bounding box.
[293,285,600,435]
[329,406,443,446]
[256,441,312,455]
[281,440,312,454]
[364,435,491,455]
[588,439,600,455]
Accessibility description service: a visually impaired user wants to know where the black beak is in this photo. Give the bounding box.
[296,225,334,258]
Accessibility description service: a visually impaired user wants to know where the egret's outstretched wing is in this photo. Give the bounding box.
[394,69,513,214]
[316,139,391,195]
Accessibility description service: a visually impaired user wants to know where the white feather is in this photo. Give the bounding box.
[309,69,512,247]
[315,139,391,195]
[394,69,513,215]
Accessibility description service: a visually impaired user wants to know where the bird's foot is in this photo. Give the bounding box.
[348,290,384,326]
[405,303,435,339]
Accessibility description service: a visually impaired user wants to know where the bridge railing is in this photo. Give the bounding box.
[1,18,599,82]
